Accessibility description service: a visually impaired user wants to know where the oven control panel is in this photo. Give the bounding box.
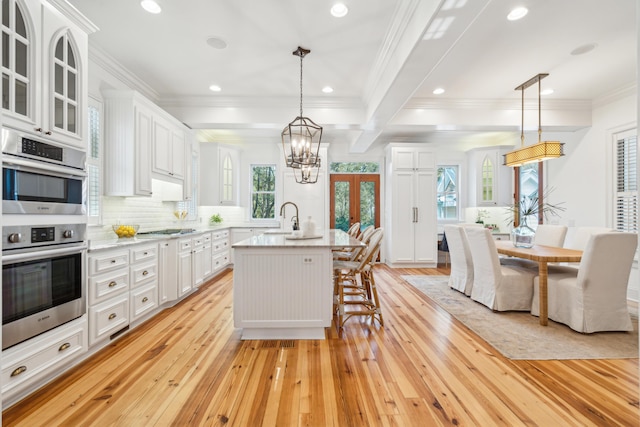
[3,224,85,251]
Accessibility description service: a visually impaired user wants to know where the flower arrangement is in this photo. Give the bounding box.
[475,209,489,224]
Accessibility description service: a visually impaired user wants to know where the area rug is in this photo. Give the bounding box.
[401,275,639,360]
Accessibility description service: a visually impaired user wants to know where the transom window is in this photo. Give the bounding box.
[251,165,276,220]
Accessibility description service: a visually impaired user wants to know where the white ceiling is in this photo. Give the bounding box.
[67,0,637,151]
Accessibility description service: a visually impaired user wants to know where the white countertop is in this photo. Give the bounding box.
[233,229,363,249]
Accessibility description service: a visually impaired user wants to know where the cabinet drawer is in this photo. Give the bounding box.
[89,250,129,275]
[89,269,130,305]
[203,233,212,243]
[178,239,192,252]
[130,244,158,263]
[89,295,130,345]
[2,318,87,395]
[192,236,204,247]
[213,251,230,271]
[130,261,158,288]
[213,238,230,254]
[130,282,158,321]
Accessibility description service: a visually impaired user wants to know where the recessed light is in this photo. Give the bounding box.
[209,85,221,92]
[570,43,597,56]
[540,88,554,96]
[322,86,334,94]
[206,37,227,50]
[140,0,161,14]
[433,87,445,95]
[331,3,349,18]
[507,6,528,21]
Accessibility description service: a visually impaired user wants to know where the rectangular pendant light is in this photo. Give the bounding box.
[503,141,565,167]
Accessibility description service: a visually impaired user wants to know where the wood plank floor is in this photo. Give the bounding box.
[3,265,638,426]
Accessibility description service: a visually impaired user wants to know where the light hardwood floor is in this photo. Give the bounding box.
[3,265,638,426]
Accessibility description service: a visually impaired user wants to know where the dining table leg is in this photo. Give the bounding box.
[538,261,548,326]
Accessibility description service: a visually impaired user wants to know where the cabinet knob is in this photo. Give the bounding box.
[108,281,117,287]
[111,260,117,264]
[108,313,117,320]
[11,366,27,377]
[142,270,149,276]
[34,127,42,133]
[142,297,149,303]
[45,130,52,135]
[59,342,71,352]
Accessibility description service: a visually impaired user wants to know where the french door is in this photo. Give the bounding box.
[330,174,380,232]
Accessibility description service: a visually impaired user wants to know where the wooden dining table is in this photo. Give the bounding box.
[494,240,583,326]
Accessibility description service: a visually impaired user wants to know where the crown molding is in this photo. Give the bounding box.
[46,0,99,34]
[405,97,593,111]
[592,82,636,109]
[89,46,160,102]
[158,95,364,111]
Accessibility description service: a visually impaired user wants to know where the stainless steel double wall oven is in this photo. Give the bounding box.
[2,128,88,349]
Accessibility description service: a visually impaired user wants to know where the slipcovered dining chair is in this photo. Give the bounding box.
[465,227,537,311]
[444,225,474,296]
[534,224,568,247]
[346,222,361,237]
[531,232,637,333]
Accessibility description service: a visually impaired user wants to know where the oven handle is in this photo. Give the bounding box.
[2,156,87,178]
[3,244,87,264]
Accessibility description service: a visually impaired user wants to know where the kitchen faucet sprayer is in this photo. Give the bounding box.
[279,202,300,230]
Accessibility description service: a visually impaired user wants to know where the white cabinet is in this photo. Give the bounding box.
[87,243,158,345]
[103,90,154,196]
[192,235,205,287]
[1,316,87,403]
[129,244,158,321]
[202,233,213,278]
[199,143,240,206]
[177,238,194,297]
[1,0,96,148]
[158,239,178,304]
[385,145,438,267]
[211,229,231,273]
[467,148,512,206]
[152,117,185,180]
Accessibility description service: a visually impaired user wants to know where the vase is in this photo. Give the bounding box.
[511,217,536,248]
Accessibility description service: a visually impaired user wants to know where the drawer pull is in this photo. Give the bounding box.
[11,366,27,377]
[59,342,71,352]
[111,259,117,264]
[143,251,148,255]
[108,313,117,320]
[108,281,117,288]
[142,270,149,276]
[142,297,149,303]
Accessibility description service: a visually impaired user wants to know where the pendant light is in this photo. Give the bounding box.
[503,73,564,167]
[281,46,322,175]
[291,157,321,184]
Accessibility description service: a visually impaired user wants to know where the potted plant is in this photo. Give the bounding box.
[210,213,223,225]
[506,188,565,248]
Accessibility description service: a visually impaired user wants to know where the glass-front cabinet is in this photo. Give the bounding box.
[467,147,512,207]
[1,0,95,149]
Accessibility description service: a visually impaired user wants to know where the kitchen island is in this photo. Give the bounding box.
[232,229,364,339]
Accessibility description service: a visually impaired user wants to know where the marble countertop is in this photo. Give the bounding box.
[233,229,364,249]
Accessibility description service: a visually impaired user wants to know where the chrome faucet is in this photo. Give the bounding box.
[279,202,299,230]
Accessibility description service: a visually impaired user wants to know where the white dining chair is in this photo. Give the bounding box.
[531,232,637,333]
[444,225,474,296]
[563,226,613,250]
[465,227,537,311]
[534,224,568,247]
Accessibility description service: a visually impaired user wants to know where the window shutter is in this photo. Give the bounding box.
[615,136,638,233]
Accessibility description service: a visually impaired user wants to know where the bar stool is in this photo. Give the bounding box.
[333,228,384,332]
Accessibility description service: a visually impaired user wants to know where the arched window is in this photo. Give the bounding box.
[2,0,31,117]
[52,31,79,134]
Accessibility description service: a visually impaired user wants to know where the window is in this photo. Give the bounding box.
[87,98,102,225]
[330,162,379,173]
[481,156,494,202]
[615,132,637,233]
[437,166,458,220]
[251,165,276,220]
